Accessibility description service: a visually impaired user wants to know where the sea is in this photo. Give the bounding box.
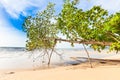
[0,47,118,70]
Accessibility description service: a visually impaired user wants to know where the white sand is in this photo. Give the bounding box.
[0,50,120,80]
[0,62,120,80]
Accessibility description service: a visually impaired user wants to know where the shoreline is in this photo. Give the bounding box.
[0,49,118,69]
[0,61,120,80]
[0,50,120,80]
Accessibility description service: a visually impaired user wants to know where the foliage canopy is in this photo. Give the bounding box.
[23,0,120,52]
[23,3,57,51]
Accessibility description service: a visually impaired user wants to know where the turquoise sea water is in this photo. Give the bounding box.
[0,47,118,70]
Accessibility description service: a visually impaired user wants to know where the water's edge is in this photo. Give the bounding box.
[0,47,118,70]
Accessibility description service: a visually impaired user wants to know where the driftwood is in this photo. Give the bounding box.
[70,57,120,63]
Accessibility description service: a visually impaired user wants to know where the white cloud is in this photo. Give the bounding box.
[0,11,26,47]
[1,0,120,20]
[92,0,120,13]
[0,0,46,47]
[78,0,120,13]
[0,0,45,18]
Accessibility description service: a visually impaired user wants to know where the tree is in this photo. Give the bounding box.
[57,0,120,52]
[104,12,120,52]
[23,0,120,67]
[23,3,58,66]
[23,3,57,50]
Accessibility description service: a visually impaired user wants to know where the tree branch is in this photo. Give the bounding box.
[46,37,112,46]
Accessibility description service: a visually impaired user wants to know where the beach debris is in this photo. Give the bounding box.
[5,72,15,74]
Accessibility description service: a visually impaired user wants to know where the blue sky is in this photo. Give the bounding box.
[0,0,120,47]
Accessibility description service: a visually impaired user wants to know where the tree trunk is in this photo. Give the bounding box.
[83,44,93,68]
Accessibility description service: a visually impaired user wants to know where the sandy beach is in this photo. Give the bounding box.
[0,0,120,79]
[0,49,120,80]
[0,59,120,80]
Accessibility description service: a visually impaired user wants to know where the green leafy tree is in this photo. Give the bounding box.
[23,3,58,66]
[23,3,57,51]
[57,0,120,52]
[23,0,120,67]
[104,12,120,51]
